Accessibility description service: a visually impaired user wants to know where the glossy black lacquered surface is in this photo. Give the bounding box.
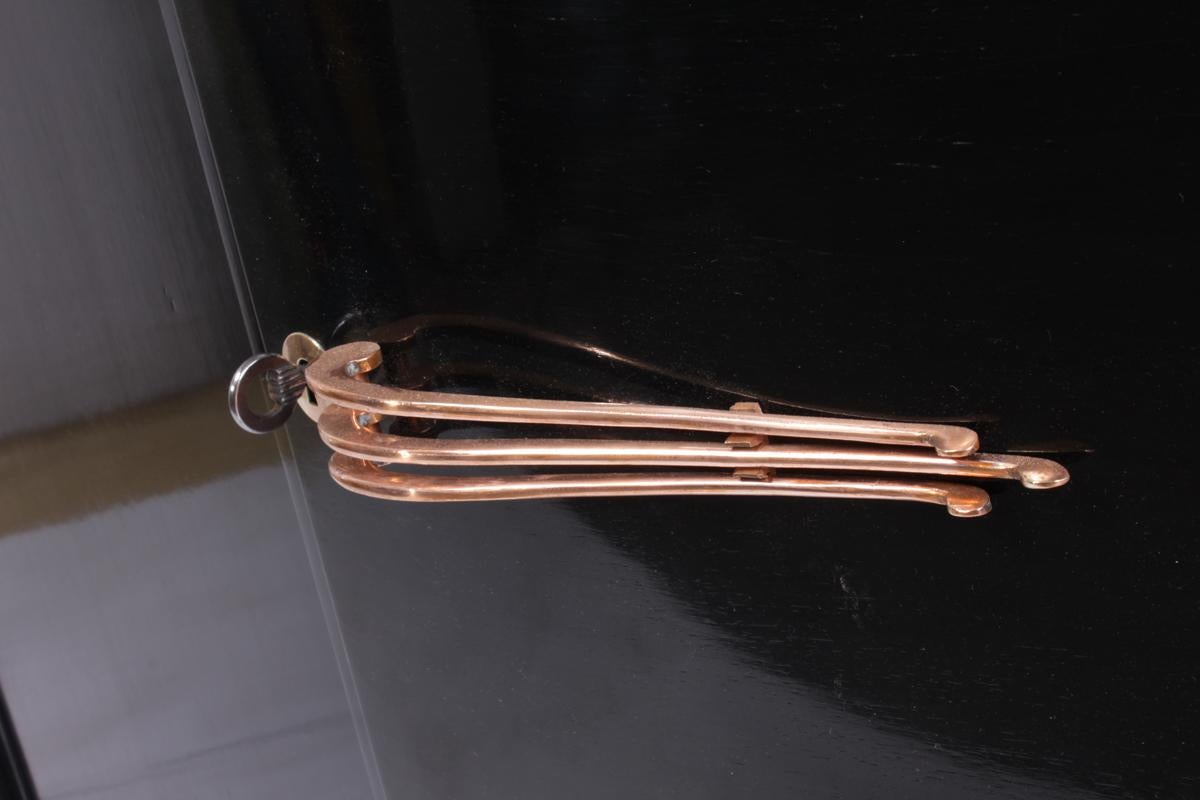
[176,1,1197,796]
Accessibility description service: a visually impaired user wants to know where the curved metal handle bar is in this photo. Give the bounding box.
[318,409,1068,489]
[327,455,993,517]
[307,342,980,457]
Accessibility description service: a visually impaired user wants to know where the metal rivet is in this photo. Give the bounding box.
[345,362,360,377]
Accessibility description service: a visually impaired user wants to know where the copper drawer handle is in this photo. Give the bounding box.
[328,455,994,517]
[318,408,1067,489]
[308,342,980,457]
[229,331,1070,517]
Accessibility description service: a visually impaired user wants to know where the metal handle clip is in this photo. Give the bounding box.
[230,331,1069,517]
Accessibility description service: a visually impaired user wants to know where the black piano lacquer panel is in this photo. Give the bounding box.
[173,1,1197,797]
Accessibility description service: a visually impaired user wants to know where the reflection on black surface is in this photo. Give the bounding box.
[369,313,1009,422]
[0,385,277,538]
[366,319,1165,796]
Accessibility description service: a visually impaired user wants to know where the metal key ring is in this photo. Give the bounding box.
[228,353,295,434]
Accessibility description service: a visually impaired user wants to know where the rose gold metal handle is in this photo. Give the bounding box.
[317,408,1068,489]
[307,342,981,457]
[228,331,1072,517]
[327,455,994,517]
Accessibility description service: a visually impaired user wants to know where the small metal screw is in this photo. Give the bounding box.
[356,412,374,427]
[345,362,361,377]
